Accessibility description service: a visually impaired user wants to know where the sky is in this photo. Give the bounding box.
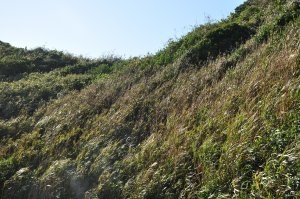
[0,0,246,58]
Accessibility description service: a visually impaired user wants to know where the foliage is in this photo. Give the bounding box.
[1,0,300,198]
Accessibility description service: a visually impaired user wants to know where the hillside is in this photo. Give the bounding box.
[0,0,300,198]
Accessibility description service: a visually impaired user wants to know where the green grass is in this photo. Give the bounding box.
[0,0,300,198]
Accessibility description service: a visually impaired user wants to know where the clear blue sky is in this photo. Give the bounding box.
[0,0,245,58]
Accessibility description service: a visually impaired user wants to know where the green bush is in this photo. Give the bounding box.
[183,23,254,66]
[0,157,17,192]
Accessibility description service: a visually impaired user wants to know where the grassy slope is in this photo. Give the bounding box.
[0,0,300,198]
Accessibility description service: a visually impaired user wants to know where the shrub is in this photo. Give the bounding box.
[183,23,254,66]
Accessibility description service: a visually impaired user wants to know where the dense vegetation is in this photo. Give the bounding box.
[0,0,300,198]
